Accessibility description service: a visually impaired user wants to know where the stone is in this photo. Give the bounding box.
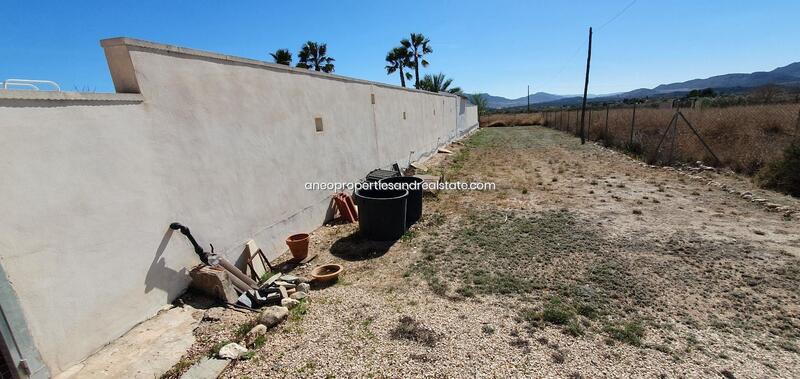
[244,324,267,346]
[281,298,300,309]
[217,342,248,360]
[258,306,289,328]
[278,286,289,299]
[189,266,238,304]
[274,281,296,289]
[290,291,307,301]
[180,357,229,379]
[279,274,299,283]
[203,307,225,321]
[260,273,282,289]
[296,282,311,294]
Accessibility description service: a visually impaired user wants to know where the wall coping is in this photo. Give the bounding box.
[100,37,462,99]
[0,90,144,102]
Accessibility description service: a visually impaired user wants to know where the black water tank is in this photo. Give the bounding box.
[379,176,423,226]
[354,188,408,241]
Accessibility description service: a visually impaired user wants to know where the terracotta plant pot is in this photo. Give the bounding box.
[285,233,309,261]
[311,264,343,283]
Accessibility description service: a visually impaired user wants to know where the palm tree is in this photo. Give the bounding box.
[400,33,432,89]
[418,73,462,94]
[296,41,335,73]
[385,47,414,87]
[469,93,488,115]
[270,49,292,65]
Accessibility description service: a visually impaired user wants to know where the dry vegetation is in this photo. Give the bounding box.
[480,112,544,127]
[542,103,800,175]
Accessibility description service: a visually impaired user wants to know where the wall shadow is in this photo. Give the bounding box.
[144,227,189,296]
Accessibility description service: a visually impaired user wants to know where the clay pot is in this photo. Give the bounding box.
[285,233,309,261]
[311,264,343,283]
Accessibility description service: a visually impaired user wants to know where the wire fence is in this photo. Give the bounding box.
[541,102,800,174]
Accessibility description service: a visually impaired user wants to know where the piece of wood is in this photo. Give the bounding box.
[243,239,273,281]
[410,161,428,171]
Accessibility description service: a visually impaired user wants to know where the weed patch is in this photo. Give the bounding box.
[390,316,440,347]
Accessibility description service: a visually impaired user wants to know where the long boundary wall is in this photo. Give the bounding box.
[0,37,478,376]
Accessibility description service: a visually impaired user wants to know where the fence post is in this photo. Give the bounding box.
[794,107,800,142]
[587,108,592,140]
[629,103,637,146]
[677,111,721,165]
[604,104,610,142]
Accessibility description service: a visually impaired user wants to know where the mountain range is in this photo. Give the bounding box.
[479,62,800,109]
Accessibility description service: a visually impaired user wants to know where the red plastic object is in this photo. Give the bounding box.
[333,192,358,222]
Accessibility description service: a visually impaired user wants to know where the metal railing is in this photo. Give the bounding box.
[1,79,61,92]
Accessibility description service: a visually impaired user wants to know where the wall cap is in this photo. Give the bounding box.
[0,90,144,102]
[99,37,461,99]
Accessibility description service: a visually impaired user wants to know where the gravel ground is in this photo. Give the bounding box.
[171,125,799,379]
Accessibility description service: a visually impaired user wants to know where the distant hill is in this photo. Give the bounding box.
[480,62,800,109]
[473,92,569,109]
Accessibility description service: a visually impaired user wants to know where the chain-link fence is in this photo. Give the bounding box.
[542,103,800,174]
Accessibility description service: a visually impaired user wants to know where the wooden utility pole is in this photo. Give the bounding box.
[579,27,593,144]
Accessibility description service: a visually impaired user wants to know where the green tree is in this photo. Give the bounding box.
[270,49,292,65]
[418,73,462,94]
[469,93,488,115]
[385,47,414,87]
[401,33,432,89]
[296,41,335,73]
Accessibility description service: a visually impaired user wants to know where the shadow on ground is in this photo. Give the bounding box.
[330,231,396,261]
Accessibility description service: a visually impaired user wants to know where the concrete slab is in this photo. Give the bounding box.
[180,357,229,379]
[54,305,201,379]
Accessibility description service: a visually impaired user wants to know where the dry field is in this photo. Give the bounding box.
[172,126,799,378]
[480,112,545,128]
[543,104,800,175]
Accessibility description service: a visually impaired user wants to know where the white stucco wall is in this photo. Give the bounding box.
[0,38,477,375]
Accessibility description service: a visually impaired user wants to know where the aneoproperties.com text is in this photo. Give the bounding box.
[304,181,495,191]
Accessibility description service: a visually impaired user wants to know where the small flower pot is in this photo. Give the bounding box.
[285,233,309,261]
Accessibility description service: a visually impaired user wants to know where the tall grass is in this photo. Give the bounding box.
[542,103,800,175]
[479,113,544,128]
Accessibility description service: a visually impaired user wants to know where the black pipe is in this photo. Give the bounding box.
[169,222,210,264]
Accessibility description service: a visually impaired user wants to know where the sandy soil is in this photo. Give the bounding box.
[174,125,799,379]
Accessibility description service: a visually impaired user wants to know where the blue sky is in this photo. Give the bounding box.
[1,1,798,98]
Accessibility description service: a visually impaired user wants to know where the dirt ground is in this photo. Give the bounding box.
[175,125,799,378]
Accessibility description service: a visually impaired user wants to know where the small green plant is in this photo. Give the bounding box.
[235,321,256,338]
[565,319,585,337]
[401,230,417,242]
[542,298,576,325]
[290,299,309,322]
[604,321,645,346]
[252,335,267,349]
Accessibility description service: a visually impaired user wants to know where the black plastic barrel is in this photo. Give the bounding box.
[354,188,408,241]
[380,176,423,226]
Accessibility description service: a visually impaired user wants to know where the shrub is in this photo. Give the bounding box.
[542,297,576,325]
[757,143,800,196]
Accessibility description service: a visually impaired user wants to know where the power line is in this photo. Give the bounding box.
[549,0,638,89]
[597,0,638,31]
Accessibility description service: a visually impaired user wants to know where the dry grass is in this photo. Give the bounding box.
[480,112,544,128]
[541,103,800,174]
